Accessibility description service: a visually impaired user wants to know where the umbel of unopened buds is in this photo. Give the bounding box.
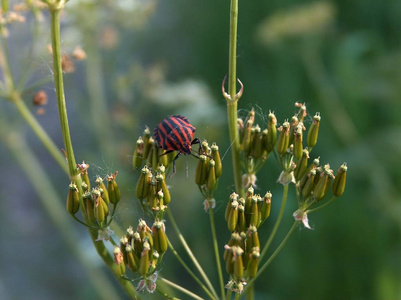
[113,219,168,293]
[66,162,121,230]
[194,140,223,210]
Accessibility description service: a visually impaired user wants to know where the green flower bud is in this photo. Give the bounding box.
[133,137,144,169]
[232,246,244,280]
[207,159,217,192]
[296,102,307,123]
[126,245,139,272]
[136,166,150,200]
[66,183,80,215]
[288,115,299,146]
[211,143,223,178]
[227,200,239,232]
[251,124,264,159]
[225,246,234,275]
[260,192,272,222]
[139,242,150,276]
[332,163,347,197]
[237,205,246,233]
[156,173,170,205]
[113,247,126,276]
[83,192,95,222]
[242,120,253,155]
[293,124,304,160]
[247,249,260,278]
[107,172,120,205]
[294,149,309,181]
[307,113,321,149]
[142,127,152,160]
[313,164,333,201]
[120,236,129,265]
[301,169,317,199]
[266,111,277,152]
[93,190,107,224]
[225,192,239,221]
[152,221,168,254]
[195,155,208,185]
[238,118,245,145]
[276,121,290,155]
[96,176,109,205]
[249,195,260,227]
[77,162,90,191]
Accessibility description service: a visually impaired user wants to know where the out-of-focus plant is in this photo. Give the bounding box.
[0,0,349,299]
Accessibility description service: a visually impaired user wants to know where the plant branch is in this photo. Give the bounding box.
[159,277,204,300]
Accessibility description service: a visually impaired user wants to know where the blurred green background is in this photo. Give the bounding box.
[0,0,400,299]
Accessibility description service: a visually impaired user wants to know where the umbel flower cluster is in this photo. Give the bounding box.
[221,103,347,293]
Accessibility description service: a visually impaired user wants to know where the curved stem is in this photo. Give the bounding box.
[158,277,204,300]
[226,0,243,197]
[167,209,218,299]
[167,237,214,299]
[208,206,226,300]
[306,196,338,214]
[243,221,300,293]
[260,184,289,261]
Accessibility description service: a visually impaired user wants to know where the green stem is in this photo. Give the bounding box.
[226,0,243,197]
[167,238,214,299]
[306,196,338,214]
[13,96,69,173]
[260,184,289,261]
[159,277,204,300]
[167,209,218,299]
[226,289,232,300]
[243,221,300,293]
[209,205,226,300]
[49,8,79,181]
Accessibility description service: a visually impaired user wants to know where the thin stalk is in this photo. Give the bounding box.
[49,8,79,181]
[0,126,118,300]
[306,196,337,214]
[167,238,214,299]
[208,205,226,300]
[159,277,204,300]
[167,209,218,299]
[260,184,289,261]
[13,95,69,173]
[226,289,232,299]
[226,0,243,197]
[243,221,300,294]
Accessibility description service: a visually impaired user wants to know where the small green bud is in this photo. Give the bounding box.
[307,113,321,149]
[266,111,277,152]
[136,166,150,200]
[207,159,217,192]
[133,137,144,169]
[313,164,333,201]
[96,176,109,205]
[195,155,208,185]
[227,200,239,232]
[332,163,347,197]
[294,149,309,181]
[260,192,272,221]
[225,246,234,275]
[211,143,223,178]
[232,246,244,280]
[152,221,168,254]
[125,245,139,272]
[113,247,126,276]
[251,124,264,159]
[293,124,304,160]
[77,162,90,191]
[120,236,129,265]
[247,249,260,278]
[83,192,95,222]
[93,190,107,224]
[242,120,253,155]
[237,205,246,233]
[301,169,317,199]
[139,243,150,276]
[225,192,239,221]
[238,118,245,146]
[66,183,80,215]
[156,173,170,205]
[107,172,120,205]
[249,195,260,227]
[142,127,152,160]
[276,121,290,155]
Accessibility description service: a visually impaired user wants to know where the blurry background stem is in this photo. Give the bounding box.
[0,123,117,300]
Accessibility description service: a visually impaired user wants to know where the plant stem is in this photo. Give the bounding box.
[226,0,243,197]
[49,8,79,182]
[159,277,204,300]
[167,238,215,299]
[209,205,226,300]
[260,184,289,261]
[243,221,300,294]
[306,196,338,214]
[167,209,218,299]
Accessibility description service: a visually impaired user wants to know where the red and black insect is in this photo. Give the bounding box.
[154,115,201,173]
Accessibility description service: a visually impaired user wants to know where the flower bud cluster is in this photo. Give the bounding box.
[132,127,175,171]
[194,140,223,209]
[223,187,271,283]
[67,163,121,228]
[136,165,170,219]
[114,219,167,292]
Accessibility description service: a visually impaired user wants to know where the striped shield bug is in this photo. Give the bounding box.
[154,115,201,174]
